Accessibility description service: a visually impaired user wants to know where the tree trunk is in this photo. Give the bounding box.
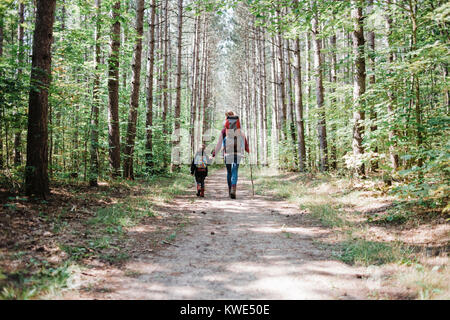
[190,15,200,158]
[257,27,265,166]
[162,0,169,136]
[408,0,423,167]
[107,1,121,177]
[329,33,338,170]
[293,38,306,172]
[145,0,157,172]
[305,32,312,169]
[0,15,3,169]
[261,28,268,166]
[271,38,279,166]
[368,0,378,172]
[311,0,328,172]
[276,13,286,142]
[351,0,366,176]
[385,0,399,170]
[123,0,145,179]
[14,2,25,166]
[25,0,56,198]
[286,39,298,169]
[171,0,183,172]
[90,0,102,186]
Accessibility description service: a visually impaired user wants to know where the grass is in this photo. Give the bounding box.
[1,166,197,300]
[336,239,414,266]
[242,166,449,299]
[0,260,76,300]
[396,264,450,300]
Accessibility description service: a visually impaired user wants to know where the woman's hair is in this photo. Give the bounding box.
[225,110,234,117]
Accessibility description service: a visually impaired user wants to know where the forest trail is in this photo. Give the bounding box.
[66,168,373,299]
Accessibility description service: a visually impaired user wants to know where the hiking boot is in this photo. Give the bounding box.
[196,184,201,197]
[230,185,236,199]
[200,187,205,197]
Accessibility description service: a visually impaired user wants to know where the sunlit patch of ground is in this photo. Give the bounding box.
[243,167,449,300]
[0,170,195,299]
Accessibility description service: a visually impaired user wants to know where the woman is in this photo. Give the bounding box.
[212,111,249,199]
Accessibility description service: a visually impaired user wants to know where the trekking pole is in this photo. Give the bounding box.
[249,161,255,197]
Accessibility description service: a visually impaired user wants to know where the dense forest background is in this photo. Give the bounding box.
[0,0,449,301]
[0,0,448,208]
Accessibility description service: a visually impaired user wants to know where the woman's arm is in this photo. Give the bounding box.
[212,129,225,157]
[240,130,249,153]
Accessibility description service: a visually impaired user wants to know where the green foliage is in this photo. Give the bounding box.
[392,141,450,207]
[336,239,414,266]
[0,260,73,300]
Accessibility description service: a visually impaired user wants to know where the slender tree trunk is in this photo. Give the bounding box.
[368,0,378,172]
[90,0,102,186]
[162,0,169,136]
[351,0,366,176]
[123,0,145,179]
[408,0,423,167]
[311,0,328,172]
[261,28,268,166]
[190,15,200,158]
[276,14,286,142]
[0,15,3,169]
[145,0,157,172]
[305,32,312,169]
[25,0,56,198]
[271,38,279,166]
[385,0,399,170]
[171,0,183,171]
[287,40,298,168]
[107,1,121,177]
[121,1,129,91]
[294,38,306,172]
[14,2,25,166]
[202,42,211,142]
[329,33,338,170]
[257,27,265,166]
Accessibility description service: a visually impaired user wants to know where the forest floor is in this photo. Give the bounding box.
[1,168,448,299]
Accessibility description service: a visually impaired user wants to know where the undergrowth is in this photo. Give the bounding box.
[0,166,195,300]
[242,166,449,299]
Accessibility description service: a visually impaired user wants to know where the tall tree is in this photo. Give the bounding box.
[107,0,121,177]
[171,0,183,171]
[89,0,102,186]
[270,37,279,166]
[351,0,366,176]
[123,0,145,179]
[329,32,338,170]
[311,0,328,172]
[14,1,25,166]
[25,0,57,197]
[367,0,378,172]
[0,13,4,169]
[293,37,306,172]
[276,9,286,143]
[407,0,423,167]
[384,0,399,170]
[145,0,157,172]
[161,0,169,136]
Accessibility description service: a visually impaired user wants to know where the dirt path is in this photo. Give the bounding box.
[67,169,374,299]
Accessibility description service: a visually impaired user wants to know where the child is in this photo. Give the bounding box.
[190,144,209,197]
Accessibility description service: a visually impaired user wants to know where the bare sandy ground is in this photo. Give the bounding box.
[63,168,375,299]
